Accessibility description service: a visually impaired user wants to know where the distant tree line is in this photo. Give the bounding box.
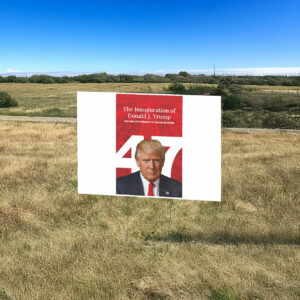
[1,72,300,86]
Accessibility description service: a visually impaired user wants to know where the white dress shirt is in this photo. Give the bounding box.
[140,173,160,196]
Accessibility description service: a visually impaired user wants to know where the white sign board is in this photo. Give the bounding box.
[78,92,221,201]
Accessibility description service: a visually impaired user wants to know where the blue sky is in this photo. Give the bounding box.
[0,0,300,75]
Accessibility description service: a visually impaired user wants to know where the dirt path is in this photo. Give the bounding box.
[0,115,76,123]
[0,115,299,134]
[224,127,300,134]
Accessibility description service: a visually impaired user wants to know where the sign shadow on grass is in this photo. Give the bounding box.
[152,230,300,246]
[124,198,175,248]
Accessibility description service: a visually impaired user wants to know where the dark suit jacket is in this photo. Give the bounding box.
[116,171,182,198]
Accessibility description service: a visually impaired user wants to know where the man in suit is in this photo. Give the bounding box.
[116,139,182,198]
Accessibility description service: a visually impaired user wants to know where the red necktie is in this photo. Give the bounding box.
[148,182,154,196]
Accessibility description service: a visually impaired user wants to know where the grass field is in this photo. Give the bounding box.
[0,121,299,299]
[0,83,171,117]
[1,82,299,119]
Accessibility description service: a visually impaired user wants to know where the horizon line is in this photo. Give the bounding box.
[1,67,300,77]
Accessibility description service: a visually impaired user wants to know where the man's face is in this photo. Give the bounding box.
[136,151,164,182]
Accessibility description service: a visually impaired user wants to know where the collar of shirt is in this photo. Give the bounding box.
[140,172,160,196]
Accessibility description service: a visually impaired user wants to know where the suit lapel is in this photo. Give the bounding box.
[132,171,144,196]
[159,175,171,197]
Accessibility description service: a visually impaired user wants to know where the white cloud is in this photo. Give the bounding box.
[214,67,300,76]
[152,67,300,76]
[6,68,24,73]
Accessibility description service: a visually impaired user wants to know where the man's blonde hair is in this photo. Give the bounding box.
[135,139,166,161]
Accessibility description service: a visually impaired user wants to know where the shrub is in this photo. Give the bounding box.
[167,83,219,95]
[167,82,186,93]
[222,111,300,129]
[222,111,238,127]
[262,112,299,129]
[178,71,190,77]
[222,95,241,110]
[187,84,217,95]
[29,75,55,84]
[0,91,18,108]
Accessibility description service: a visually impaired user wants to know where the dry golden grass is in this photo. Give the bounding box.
[0,122,299,299]
[0,83,171,117]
